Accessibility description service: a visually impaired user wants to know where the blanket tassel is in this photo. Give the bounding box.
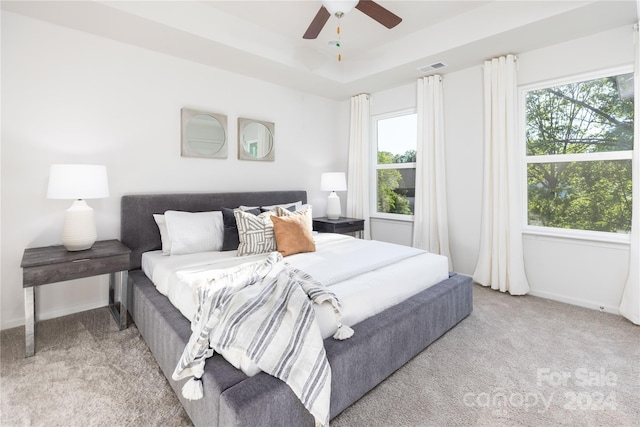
[182,376,203,401]
[333,324,354,340]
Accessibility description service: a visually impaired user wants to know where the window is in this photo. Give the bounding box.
[523,69,634,238]
[372,111,417,218]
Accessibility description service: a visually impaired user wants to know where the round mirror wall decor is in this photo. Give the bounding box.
[238,118,275,161]
[181,108,228,159]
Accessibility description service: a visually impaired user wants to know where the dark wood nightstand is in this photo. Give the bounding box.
[20,239,131,357]
[313,217,365,235]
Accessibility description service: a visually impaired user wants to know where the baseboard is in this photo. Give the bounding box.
[1,299,107,330]
[528,289,621,315]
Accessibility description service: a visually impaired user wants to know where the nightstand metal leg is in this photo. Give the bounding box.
[24,287,35,357]
[108,270,128,330]
[118,270,128,330]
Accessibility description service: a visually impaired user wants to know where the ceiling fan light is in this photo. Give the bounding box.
[322,0,359,16]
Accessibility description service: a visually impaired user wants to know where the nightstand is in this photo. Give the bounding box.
[20,239,131,357]
[313,217,365,235]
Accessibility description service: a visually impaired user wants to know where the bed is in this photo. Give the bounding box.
[121,190,473,427]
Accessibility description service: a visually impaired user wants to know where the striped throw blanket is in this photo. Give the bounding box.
[172,252,350,427]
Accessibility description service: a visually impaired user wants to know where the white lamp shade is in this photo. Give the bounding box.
[322,0,358,15]
[47,164,109,200]
[320,172,347,192]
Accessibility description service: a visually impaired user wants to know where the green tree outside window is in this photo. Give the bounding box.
[525,72,634,233]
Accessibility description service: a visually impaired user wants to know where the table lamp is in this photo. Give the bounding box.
[320,172,347,220]
[47,164,109,251]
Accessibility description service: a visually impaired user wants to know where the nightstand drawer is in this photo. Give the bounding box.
[313,217,365,234]
[23,253,130,287]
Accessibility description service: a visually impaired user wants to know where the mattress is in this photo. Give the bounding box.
[141,233,449,339]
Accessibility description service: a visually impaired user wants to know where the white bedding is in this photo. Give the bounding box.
[142,233,449,339]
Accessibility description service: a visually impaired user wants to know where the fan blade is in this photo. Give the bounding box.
[355,0,402,29]
[303,6,331,39]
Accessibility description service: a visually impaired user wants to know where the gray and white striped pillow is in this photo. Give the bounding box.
[234,209,277,256]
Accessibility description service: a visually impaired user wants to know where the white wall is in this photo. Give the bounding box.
[0,12,349,329]
[369,25,635,314]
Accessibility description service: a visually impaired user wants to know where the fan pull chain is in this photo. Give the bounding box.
[336,18,342,62]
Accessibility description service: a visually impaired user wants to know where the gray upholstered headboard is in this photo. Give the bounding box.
[121,191,307,270]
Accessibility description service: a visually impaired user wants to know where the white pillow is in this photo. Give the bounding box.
[260,201,303,211]
[164,210,224,255]
[153,214,172,255]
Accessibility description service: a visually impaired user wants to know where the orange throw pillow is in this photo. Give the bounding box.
[271,214,316,257]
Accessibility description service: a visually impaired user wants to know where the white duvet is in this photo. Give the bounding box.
[142,233,449,338]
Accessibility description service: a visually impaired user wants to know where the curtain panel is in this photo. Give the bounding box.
[412,75,452,270]
[346,93,372,240]
[473,54,530,295]
[619,24,640,325]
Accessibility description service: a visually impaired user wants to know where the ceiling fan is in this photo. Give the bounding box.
[303,0,402,40]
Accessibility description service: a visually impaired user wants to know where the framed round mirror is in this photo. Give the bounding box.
[238,118,275,161]
[181,108,228,158]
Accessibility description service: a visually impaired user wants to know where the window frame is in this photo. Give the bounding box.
[370,108,417,222]
[519,65,634,244]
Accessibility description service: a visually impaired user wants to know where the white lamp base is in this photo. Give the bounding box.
[326,191,341,220]
[61,199,97,251]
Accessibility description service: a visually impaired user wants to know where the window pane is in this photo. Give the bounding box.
[526,73,634,156]
[377,114,417,164]
[377,168,415,214]
[527,160,632,233]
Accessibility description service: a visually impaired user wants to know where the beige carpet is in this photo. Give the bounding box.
[1,285,638,427]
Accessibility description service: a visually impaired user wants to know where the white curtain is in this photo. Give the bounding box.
[346,93,371,239]
[473,55,530,295]
[412,75,452,270]
[619,24,640,325]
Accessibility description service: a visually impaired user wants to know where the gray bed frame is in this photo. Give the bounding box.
[121,191,473,427]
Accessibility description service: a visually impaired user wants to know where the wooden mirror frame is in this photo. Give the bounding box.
[181,108,228,159]
[237,118,275,161]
